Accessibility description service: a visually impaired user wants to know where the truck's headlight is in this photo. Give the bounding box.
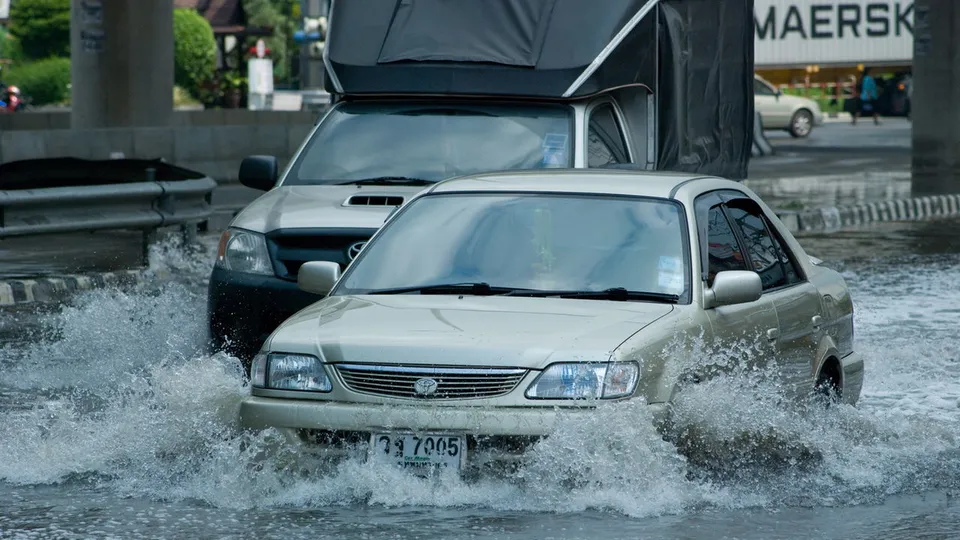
[525,361,639,400]
[215,228,273,275]
[251,353,332,392]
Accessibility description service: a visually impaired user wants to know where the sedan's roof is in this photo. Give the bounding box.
[426,169,735,200]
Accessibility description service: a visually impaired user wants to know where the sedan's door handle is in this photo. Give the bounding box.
[766,328,780,341]
[812,315,823,330]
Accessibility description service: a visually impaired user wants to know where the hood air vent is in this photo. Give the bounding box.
[345,195,405,207]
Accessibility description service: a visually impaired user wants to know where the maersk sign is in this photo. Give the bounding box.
[754,0,914,66]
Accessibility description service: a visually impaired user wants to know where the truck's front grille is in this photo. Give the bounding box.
[264,228,378,280]
[335,364,528,400]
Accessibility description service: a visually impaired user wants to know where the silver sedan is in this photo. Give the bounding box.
[239,169,863,474]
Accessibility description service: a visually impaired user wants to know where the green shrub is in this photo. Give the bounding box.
[8,0,71,60]
[173,8,217,100]
[5,57,71,106]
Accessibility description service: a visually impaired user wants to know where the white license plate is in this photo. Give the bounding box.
[370,432,466,471]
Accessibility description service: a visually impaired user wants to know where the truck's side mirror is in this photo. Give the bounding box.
[239,155,279,191]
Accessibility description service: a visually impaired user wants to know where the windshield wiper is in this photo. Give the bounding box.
[365,283,679,303]
[506,287,680,303]
[338,176,435,186]
[366,282,533,296]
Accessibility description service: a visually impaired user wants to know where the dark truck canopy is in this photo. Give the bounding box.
[323,0,754,179]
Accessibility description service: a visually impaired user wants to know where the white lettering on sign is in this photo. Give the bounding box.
[754,0,915,66]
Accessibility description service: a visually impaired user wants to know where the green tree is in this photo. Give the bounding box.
[243,0,294,83]
[173,8,217,100]
[8,0,71,60]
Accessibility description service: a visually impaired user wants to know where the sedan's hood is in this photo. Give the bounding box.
[270,295,676,369]
[231,185,431,232]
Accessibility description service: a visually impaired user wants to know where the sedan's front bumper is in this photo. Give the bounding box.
[241,396,667,435]
[239,396,670,463]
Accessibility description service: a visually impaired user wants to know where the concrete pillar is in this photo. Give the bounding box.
[70,0,174,129]
[911,0,960,196]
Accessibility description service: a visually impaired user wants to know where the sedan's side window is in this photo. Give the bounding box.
[587,103,629,168]
[767,228,802,285]
[725,203,800,290]
[706,205,748,287]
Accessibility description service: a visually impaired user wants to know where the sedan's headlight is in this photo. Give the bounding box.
[251,352,332,392]
[525,361,639,400]
[215,228,273,275]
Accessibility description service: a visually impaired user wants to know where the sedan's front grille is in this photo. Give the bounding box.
[334,364,528,400]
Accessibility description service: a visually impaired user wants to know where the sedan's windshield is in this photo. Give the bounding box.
[284,102,574,185]
[336,193,690,300]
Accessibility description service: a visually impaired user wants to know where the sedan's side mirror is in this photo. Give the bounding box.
[239,155,279,191]
[704,270,762,309]
[298,261,342,295]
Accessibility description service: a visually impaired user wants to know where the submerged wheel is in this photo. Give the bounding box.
[789,109,814,138]
[813,360,842,405]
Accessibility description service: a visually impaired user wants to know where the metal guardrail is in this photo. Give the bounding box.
[0,170,217,257]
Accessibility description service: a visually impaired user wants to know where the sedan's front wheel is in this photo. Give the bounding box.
[789,109,814,138]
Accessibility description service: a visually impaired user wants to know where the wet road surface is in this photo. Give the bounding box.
[2,214,960,538]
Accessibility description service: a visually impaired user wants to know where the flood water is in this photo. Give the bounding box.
[2,222,960,539]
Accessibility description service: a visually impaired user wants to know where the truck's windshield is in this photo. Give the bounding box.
[284,102,574,186]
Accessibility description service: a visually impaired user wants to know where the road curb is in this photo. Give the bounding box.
[0,268,173,307]
[776,193,960,234]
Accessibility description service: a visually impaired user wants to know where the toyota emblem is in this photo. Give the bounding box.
[347,241,366,261]
[413,378,438,396]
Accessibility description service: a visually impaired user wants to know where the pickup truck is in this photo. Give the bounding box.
[206,0,755,366]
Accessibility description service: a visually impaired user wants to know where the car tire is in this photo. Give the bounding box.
[812,365,842,406]
[789,109,814,138]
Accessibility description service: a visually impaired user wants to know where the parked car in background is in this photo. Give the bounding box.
[754,75,824,138]
[239,169,863,475]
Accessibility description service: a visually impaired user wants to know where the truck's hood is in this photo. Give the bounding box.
[269,295,676,369]
[231,185,430,232]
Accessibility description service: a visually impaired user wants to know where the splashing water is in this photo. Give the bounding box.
[1,240,959,530]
